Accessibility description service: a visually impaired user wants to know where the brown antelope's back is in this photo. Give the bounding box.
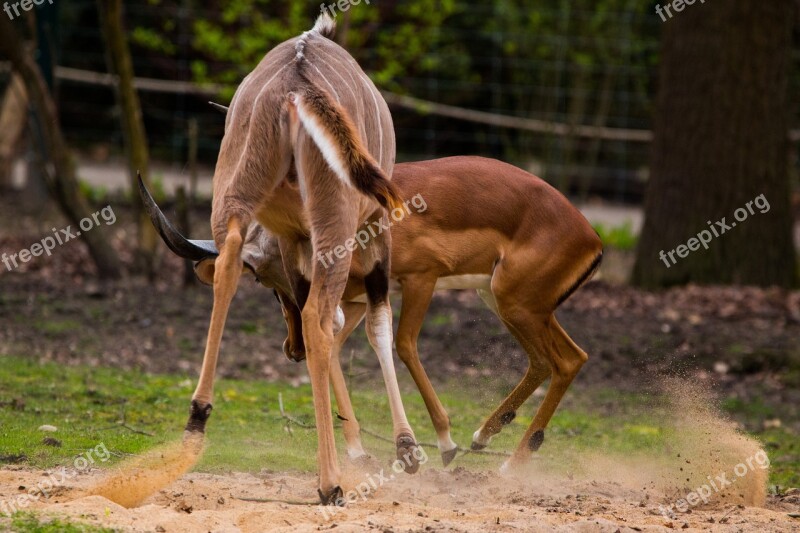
[388,156,602,307]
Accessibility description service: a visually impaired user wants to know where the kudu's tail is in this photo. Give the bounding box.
[287,83,402,212]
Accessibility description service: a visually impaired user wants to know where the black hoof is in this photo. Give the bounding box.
[318,485,344,506]
[441,447,458,467]
[528,429,545,452]
[184,400,212,433]
[396,434,421,474]
[470,441,486,451]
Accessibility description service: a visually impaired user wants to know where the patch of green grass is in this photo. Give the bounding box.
[238,322,260,335]
[32,320,83,337]
[0,355,796,489]
[428,313,452,327]
[3,512,118,532]
[592,221,638,250]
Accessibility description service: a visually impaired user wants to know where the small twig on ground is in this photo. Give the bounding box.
[96,400,155,436]
[278,393,315,431]
[234,495,319,506]
[276,396,512,459]
[359,427,512,457]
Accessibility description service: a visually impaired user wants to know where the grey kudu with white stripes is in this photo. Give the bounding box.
[179,15,419,504]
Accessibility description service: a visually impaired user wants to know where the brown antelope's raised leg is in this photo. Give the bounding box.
[186,217,246,438]
[504,316,586,467]
[328,302,367,460]
[396,276,458,466]
[470,349,550,451]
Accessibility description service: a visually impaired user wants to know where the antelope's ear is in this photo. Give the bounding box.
[193,258,258,287]
[194,258,216,286]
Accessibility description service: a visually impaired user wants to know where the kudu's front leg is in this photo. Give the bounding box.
[186,217,245,440]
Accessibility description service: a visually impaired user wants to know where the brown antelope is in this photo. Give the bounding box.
[169,14,423,504]
[142,155,603,470]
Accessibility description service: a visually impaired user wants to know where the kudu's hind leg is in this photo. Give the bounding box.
[185,217,247,439]
[363,241,422,473]
[328,302,368,460]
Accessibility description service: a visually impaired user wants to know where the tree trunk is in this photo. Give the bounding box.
[0,73,27,190]
[0,17,123,279]
[632,0,797,288]
[96,0,159,278]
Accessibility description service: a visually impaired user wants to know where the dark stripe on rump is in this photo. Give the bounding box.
[556,251,603,307]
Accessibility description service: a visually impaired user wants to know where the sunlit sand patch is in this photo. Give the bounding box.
[86,433,204,508]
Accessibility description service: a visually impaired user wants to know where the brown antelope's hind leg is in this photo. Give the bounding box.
[500,315,587,470]
[471,348,550,451]
[397,277,458,466]
[329,302,368,460]
[186,217,247,440]
[364,257,422,474]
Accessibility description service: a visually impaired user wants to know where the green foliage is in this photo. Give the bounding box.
[593,221,638,250]
[4,513,117,533]
[77,180,108,205]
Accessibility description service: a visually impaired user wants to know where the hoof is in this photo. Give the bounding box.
[470,441,486,451]
[318,485,344,506]
[396,434,421,474]
[348,452,381,471]
[441,447,458,467]
[184,400,212,433]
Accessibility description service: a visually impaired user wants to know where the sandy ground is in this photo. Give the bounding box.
[1,463,798,533]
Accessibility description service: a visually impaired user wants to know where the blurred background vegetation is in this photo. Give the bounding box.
[4,0,665,200]
[0,0,798,285]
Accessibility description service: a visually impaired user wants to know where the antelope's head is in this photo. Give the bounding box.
[137,175,307,362]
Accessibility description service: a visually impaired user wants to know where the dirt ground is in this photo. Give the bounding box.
[0,377,789,532]
[1,460,799,532]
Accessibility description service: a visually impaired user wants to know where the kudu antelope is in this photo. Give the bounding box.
[143,156,603,470]
[169,14,421,504]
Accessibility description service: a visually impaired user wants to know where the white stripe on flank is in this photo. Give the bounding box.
[307,60,340,102]
[360,73,384,166]
[230,63,290,125]
[293,94,352,189]
[315,53,358,108]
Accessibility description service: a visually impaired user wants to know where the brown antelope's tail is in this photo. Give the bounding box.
[287,82,402,212]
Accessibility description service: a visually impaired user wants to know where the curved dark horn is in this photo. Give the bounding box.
[137,173,219,261]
